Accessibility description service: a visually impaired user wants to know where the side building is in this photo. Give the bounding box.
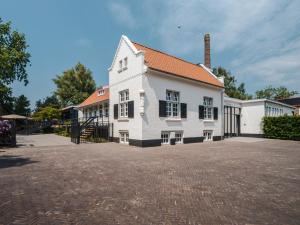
[77,86,109,122]
[224,97,295,138]
[109,35,224,147]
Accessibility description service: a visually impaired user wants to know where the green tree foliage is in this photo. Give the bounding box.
[263,115,300,140]
[53,62,96,107]
[33,106,61,121]
[255,86,298,100]
[13,94,30,116]
[213,67,252,100]
[0,18,31,115]
[35,94,60,112]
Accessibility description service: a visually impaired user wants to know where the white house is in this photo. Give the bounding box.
[78,86,109,123]
[224,97,295,137]
[108,35,224,147]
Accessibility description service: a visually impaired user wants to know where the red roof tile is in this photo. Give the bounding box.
[79,87,109,107]
[132,42,224,88]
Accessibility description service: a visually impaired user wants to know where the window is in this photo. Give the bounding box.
[161,132,170,144]
[119,131,129,144]
[98,89,105,96]
[118,57,128,72]
[123,57,128,70]
[119,90,129,117]
[203,130,213,141]
[175,132,183,144]
[204,97,213,120]
[104,103,109,117]
[93,107,97,116]
[99,105,103,117]
[166,90,180,117]
[118,60,123,72]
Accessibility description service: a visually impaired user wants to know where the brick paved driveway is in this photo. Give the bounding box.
[0,139,300,224]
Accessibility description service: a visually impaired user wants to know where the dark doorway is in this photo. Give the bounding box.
[224,106,241,138]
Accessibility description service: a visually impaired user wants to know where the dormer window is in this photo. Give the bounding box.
[118,57,128,73]
[98,89,105,96]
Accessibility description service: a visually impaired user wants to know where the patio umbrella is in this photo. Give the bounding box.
[0,114,29,120]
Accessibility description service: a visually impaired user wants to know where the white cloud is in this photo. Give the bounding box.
[142,0,300,93]
[108,2,136,29]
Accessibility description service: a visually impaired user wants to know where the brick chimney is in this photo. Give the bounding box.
[204,33,211,69]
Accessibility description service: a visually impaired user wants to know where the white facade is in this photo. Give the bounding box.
[109,36,224,147]
[224,97,295,136]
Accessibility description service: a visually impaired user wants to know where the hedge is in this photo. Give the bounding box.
[263,116,300,141]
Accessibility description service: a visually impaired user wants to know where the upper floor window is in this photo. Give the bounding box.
[118,57,128,73]
[166,90,180,117]
[119,90,129,117]
[204,97,213,120]
[98,89,105,96]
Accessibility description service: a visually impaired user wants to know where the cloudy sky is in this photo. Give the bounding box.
[2,0,300,107]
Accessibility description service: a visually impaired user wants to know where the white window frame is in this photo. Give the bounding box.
[119,131,129,144]
[98,89,105,96]
[204,97,213,120]
[175,132,183,144]
[119,90,129,118]
[118,60,123,73]
[123,57,128,70]
[166,90,180,117]
[161,132,170,144]
[104,103,109,117]
[203,130,213,141]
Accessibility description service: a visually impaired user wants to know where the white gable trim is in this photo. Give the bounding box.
[108,35,143,71]
[199,64,224,85]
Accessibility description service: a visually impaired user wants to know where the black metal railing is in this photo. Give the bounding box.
[71,116,113,144]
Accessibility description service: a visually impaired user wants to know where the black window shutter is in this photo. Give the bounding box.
[213,107,218,120]
[199,105,204,119]
[128,101,134,118]
[114,104,118,119]
[181,103,187,118]
[159,100,167,117]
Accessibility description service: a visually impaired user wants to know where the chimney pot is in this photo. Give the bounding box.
[204,33,211,69]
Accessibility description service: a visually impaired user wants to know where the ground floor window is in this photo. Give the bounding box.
[161,132,170,144]
[119,131,129,144]
[175,132,183,144]
[203,130,213,141]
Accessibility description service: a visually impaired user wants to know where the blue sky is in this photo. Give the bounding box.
[2,0,300,108]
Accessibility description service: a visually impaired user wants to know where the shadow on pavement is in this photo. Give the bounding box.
[0,155,38,169]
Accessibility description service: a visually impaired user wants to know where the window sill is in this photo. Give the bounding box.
[166,118,182,122]
[118,118,129,122]
[203,119,214,122]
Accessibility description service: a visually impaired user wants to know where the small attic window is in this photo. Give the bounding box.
[98,89,105,96]
[123,57,128,70]
[118,60,122,73]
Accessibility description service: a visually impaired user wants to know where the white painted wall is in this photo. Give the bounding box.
[240,101,265,134]
[142,70,223,140]
[108,36,145,140]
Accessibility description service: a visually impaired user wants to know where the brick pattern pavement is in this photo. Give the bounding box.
[0,139,300,224]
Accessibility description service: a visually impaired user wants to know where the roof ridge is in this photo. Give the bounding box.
[132,41,202,68]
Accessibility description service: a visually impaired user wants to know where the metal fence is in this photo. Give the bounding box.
[0,120,16,147]
[71,116,113,144]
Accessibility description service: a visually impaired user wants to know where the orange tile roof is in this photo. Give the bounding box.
[79,87,109,108]
[132,42,224,88]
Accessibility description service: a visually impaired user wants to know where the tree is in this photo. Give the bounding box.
[53,62,96,107]
[0,18,31,115]
[213,67,252,100]
[13,95,31,116]
[35,94,60,112]
[33,106,61,121]
[255,86,298,100]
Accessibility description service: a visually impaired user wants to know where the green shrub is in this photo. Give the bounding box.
[263,115,300,141]
[42,126,54,134]
[54,127,70,137]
